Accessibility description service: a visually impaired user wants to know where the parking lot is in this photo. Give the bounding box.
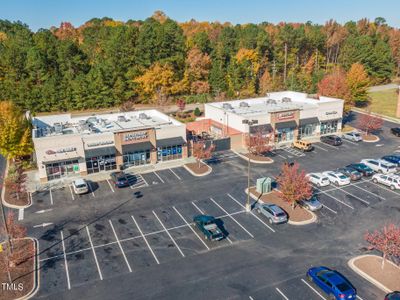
[19,119,400,300]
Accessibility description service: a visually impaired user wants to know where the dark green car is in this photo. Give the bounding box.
[193,215,224,241]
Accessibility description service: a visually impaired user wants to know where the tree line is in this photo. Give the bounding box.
[0,11,399,113]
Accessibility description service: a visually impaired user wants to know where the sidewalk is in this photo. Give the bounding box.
[351,107,400,124]
[25,157,196,192]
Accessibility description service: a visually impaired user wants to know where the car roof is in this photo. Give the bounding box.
[194,214,214,222]
[73,178,86,185]
[322,270,348,285]
[264,204,284,213]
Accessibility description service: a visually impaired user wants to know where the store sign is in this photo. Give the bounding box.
[325,111,338,116]
[123,131,148,142]
[277,111,295,121]
[45,147,76,155]
[86,140,114,148]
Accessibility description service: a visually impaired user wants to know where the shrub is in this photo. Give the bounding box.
[194,107,201,117]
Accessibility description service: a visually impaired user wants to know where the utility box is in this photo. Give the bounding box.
[256,177,272,194]
[256,177,265,194]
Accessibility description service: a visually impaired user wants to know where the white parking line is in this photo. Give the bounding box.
[131,215,160,264]
[88,182,95,197]
[342,139,359,145]
[356,295,364,300]
[249,297,254,300]
[106,179,115,193]
[317,142,338,150]
[85,226,103,280]
[49,187,54,205]
[350,183,385,201]
[152,211,185,257]
[153,171,165,183]
[68,185,75,201]
[109,220,132,272]
[301,279,327,300]
[315,188,354,209]
[140,174,149,187]
[361,179,400,196]
[227,194,275,233]
[18,208,24,221]
[322,203,337,214]
[339,188,370,205]
[172,206,210,250]
[312,144,329,152]
[275,287,289,300]
[169,168,182,180]
[60,230,71,290]
[191,201,233,244]
[210,197,254,238]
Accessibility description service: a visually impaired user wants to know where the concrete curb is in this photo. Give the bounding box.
[352,108,400,124]
[362,135,380,143]
[348,254,398,294]
[1,160,32,209]
[183,161,212,177]
[245,187,317,225]
[232,150,274,164]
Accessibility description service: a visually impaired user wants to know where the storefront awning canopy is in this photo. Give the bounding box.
[299,117,319,126]
[275,121,297,130]
[157,136,186,148]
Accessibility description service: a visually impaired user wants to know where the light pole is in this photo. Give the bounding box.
[242,119,258,212]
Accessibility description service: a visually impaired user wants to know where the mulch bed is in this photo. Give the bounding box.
[362,134,379,141]
[185,161,210,175]
[4,182,30,206]
[353,255,400,291]
[249,187,313,222]
[242,153,273,162]
[0,239,35,300]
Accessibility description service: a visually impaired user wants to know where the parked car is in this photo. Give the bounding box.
[385,291,400,300]
[193,215,224,241]
[372,174,400,190]
[382,155,400,167]
[336,167,362,181]
[320,135,343,146]
[342,131,362,142]
[360,159,397,174]
[306,266,357,300]
[256,203,288,224]
[110,171,130,188]
[298,196,323,211]
[391,127,400,137]
[292,140,314,152]
[322,171,350,186]
[72,178,89,195]
[346,163,374,177]
[306,173,330,187]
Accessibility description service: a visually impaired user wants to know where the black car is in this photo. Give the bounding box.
[391,127,400,137]
[110,171,130,188]
[346,163,374,176]
[320,135,342,146]
[336,167,362,181]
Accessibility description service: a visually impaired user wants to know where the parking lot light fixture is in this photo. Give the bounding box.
[242,119,258,212]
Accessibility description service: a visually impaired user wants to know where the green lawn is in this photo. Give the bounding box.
[366,88,398,118]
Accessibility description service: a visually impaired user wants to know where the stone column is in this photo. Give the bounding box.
[396,86,400,118]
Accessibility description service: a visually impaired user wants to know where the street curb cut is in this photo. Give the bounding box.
[232,150,274,164]
[362,135,380,143]
[245,187,317,225]
[183,161,212,177]
[1,160,32,209]
[348,255,397,294]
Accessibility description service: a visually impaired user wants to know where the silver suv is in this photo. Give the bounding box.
[256,203,288,224]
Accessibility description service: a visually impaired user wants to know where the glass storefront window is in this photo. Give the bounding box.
[123,150,150,167]
[157,145,182,162]
[46,160,80,181]
[86,154,117,174]
[298,123,317,139]
[320,120,338,135]
[275,128,294,143]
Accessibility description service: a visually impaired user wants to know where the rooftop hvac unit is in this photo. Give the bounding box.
[239,102,250,108]
[87,116,98,124]
[54,123,63,134]
[266,99,277,105]
[222,103,233,110]
[117,115,127,122]
[282,97,292,103]
[139,113,150,120]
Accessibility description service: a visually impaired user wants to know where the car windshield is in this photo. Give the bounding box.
[336,282,352,293]
[322,177,329,181]
[275,212,286,217]
[351,171,359,175]
[75,183,86,188]
[353,133,360,137]
[339,175,347,179]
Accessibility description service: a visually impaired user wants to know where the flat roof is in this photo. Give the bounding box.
[206,91,343,118]
[32,109,182,138]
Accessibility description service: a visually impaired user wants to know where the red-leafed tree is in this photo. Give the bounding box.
[176,99,186,117]
[245,129,273,156]
[192,141,215,169]
[357,111,383,135]
[317,68,351,110]
[364,223,400,269]
[276,162,313,209]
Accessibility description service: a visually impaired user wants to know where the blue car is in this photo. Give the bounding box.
[307,266,357,299]
[382,155,400,167]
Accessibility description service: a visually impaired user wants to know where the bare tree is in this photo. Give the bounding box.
[192,141,215,169]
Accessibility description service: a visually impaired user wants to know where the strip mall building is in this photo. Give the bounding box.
[187,91,344,149]
[32,110,187,183]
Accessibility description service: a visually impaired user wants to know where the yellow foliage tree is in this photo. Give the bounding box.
[235,48,260,74]
[346,63,370,105]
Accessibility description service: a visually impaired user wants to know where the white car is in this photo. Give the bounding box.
[306,173,330,187]
[360,159,397,174]
[72,179,89,195]
[322,171,351,186]
[342,131,363,142]
[372,174,400,190]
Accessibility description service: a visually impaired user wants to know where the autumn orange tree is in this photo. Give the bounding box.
[276,162,313,209]
[364,223,400,269]
[245,129,273,157]
[192,141,215,169]
[317,68,351,110]
[346,63,370,106]
[357,111,383,135]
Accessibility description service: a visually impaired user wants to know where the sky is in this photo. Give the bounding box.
[2,0,400,31]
